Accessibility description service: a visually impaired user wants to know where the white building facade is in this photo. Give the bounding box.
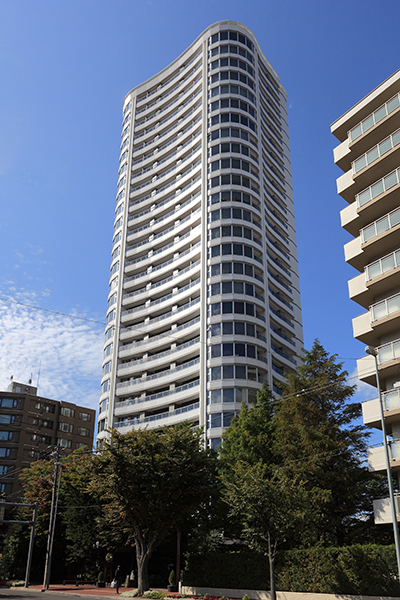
[331,69,400,524]
[98,21,303,448]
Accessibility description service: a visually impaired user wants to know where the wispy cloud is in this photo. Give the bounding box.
[0,293,104,413]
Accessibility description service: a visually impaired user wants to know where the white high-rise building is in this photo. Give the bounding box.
[98,21,303,448]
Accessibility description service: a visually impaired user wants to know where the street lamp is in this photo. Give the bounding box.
[365,345,400,579]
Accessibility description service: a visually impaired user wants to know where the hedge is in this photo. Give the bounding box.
[184,544,400,596]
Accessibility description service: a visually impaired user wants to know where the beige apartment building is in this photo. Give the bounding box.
[0,380,95,499]
[331,68,400,524]
[98,21,304,449]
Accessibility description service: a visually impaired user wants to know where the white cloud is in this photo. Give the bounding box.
[0,294,104,413]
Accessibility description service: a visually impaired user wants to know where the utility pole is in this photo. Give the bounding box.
[42,447,63,590]
[24,502,38,588]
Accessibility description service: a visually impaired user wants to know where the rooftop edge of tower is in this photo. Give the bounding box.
[122,20,284,111]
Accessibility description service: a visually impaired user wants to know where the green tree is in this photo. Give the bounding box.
[219,384,276,476]
[275,339,386,546]
[221,460,310,600]
[89,424,217,594]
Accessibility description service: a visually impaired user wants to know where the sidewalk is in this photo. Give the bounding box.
[22,585,146,597]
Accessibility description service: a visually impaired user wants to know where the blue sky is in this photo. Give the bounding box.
[0,0,398,440]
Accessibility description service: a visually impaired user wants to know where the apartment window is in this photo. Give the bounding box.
[43,404,55,413]
[31,434,51,444]
[0,466,8,475]
[77,427,90,437]
[57,438,72,449]
[42,420,54,430]
[59,422,73,434]
[0,415,15,425]
[0,432,12,441]
[60,407,75,418]
[0,398,17,408]
[0,448,10,458]
[76,442,85,449]
[79,412,91,422]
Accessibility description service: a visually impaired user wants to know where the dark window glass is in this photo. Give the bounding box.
[232,143,240,153]
[231,98,239,108]
[240,101,247,111]
[211,130,219,140]
[246,283,254,296]
[220,31,229,41]
[221,84,229,93]
[234,262,243,274]
[246,323,255,336]
[235,365,246,379]
[221,113,229,122]
[211,245,220,257]
[239,60,246,71]
[239,46,246,57]
[232,174,241,185]
[232,158,240,169]
[242,161,250,172]
[221,143,230,152]
[238,33,245,44]
[210,413,221,428]
[233,243,242,255]
[223,388,235,402]
[220,71,229,80]
[232,191,241,201]
[211,33,218,43]
[211,263,220,276]
[231,128,240,138]
[235,343,246,356]
[230,57,238,67]
[222,301,233,313]
[211,192,220,204]
[211,176,219,187]
[234,301,245,314]
[221,98,229,108]
[211,115,219,126]
[229,31,238,40]
[211,209,220,221]
[211,145,219,156]
[211,74,219,83]
[222,281,232,294]
[232,208,241,219]
[241,145,249,156]
[211,323,221,336]
[211,282,220,295]
[211,160,219,171]
[244,263,253,276]
[211,60,219,70]
[223,322,233,334]
[221,208,231,219]
[243,193,250,203]
[230,71,239,81]
[243,227,251,239]
[235,321,245,335]
[222,262,232,274]
[247,345,256,358]
[222,225,231,237]
[211,101,219,111]
[221,174,230,185]
[231,113,239,123]
[221,128,229,138]
[221,158,230,169]
[233,226,242,237]
[243,210,251,221]
[223,343,233,357]
[211,302,221,315]
[246,303,255,316]
[211,344,221,358]
[223,365,234,379]
[211,366,221,380]
[211,389,221,403]
[223,412,235,427]
[220,44,229,53]
[244,245,252,258]
[221,191,230,200]
[222,243,231,255]
[242,177,250,188]
[234,281,244,294]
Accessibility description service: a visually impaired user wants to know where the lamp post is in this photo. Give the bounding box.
[365,346,400,579]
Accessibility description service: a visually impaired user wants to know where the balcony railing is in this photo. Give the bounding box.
[355,167,400,208]
[365,248,400,282]
[370,291,400,322]
[116,357,200,389]
[115,379,200,408]
[361,205,400,243]
[114,401,199,428]
[382,388,400,412]
[378,338,400,365]
[353,128,400,174]
[349,92,400,143]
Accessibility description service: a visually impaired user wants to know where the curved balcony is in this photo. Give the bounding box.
[114,379,200,416]
[115,357,200,396]
[357,338,400,386]
[362,388,400,432]
[114,401,200,432]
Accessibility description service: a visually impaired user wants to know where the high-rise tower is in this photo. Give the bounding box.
[98,21,303,448]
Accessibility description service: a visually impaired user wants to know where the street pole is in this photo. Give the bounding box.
[42,447,62,590]
[24,502,38,588]
[366,346,400,580]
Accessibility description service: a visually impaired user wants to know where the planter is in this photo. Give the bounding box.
[167,585,178,592]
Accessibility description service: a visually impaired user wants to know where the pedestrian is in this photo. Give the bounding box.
[114,565,121,594]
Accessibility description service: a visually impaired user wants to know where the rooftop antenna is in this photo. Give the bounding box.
[37,361,41,394]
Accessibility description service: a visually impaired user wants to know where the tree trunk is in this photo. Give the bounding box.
[267,533,276,600]
[136,549,151,595]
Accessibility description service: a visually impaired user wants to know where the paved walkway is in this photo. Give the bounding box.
[20,585,154,598]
